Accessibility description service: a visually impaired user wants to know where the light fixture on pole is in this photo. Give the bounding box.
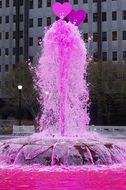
[17,85,23,126]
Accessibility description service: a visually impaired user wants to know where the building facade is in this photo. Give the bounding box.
[0,0,126,92]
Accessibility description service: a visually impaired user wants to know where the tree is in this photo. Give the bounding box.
[88,61,126,125]
[2,63,39,121]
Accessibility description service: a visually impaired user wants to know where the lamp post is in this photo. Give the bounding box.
[17,85,23,126]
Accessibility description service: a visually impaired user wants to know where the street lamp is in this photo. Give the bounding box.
[17,85,23,126]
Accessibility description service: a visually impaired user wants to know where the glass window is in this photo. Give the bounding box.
[93,13,98,22]
[122,10,126,20]
[74,0,78,4]
[123,51,126,60]
[13,31,16,39]
[13,48,15,55]
[5,64,9,72]
[112,11,117,20]
[102,52,107,61]
[102,12,107,21]
[5,81,8,88]
[20,0,23,6]
[20,14,23,22]
[29,19,33,27]
[47,17,51,26]
[20,47,23,55]
[6,0,9,7]
[38,0,42,8]
[0,1,2,8]
[29,37,33,46]
[29,0,33,9]
[0,17,2,24]
[13,15,16,23]
[13,0,16,6]
[5,48,9,55]
[93,52,98,61]
[20,31,23,38]
[112,52,117,61]
[5,32,9,39]
[83,33,88,40]
[93,33,98,42]
[123,31,126,40]
[112,31,117,41]
[38,18,42,27]
[83,0,88,3]
[47,0,51,7]
[102,32,107,41]
[5,16,9,23]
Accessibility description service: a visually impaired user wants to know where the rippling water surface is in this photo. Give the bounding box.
[0,165,126,190]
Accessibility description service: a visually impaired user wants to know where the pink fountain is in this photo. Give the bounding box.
[0,3,126,167]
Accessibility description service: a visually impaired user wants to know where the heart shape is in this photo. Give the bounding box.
[67,10,87,26]
[52,2,72,19]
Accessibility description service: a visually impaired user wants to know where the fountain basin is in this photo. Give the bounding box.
[0,133,126,166]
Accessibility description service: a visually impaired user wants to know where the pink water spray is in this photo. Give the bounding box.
[34,20,90,136]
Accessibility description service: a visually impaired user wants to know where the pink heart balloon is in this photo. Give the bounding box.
[52,2,72,19]
[67,10,87,26]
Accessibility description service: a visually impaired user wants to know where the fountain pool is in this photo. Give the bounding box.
[0,164,126,190]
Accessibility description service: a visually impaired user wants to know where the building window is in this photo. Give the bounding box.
[93,52,98,61]
[6,0,9,7]
[5,32,9,39]
[0,17,2,24]
[102,12,107,21]
[74,0,78,4]
[5,48,9,55]
[47,17,51,26]
[20,14,23,22]
[93,13,98,22]
[20,47,23,55]
[29,0,33,9]
[122,10,126,20]
[13,15,16,23]
[5,65,9,72]
[112,11,117,20]
[123,31,126,40]
[93,0,97,2]
[102,32,107,41]
[102,52,107,61]
[123,51,126,60]
[83,0,88,3]
[13,48,15,55]
[29,37,33,46]
[0,1,2,8]
[93,33,98,42]
[112,52,117,61]
[20,31,23,38]
[38,0,42,8]
[83,33,88,41]
[85,15,88,23]
[112,31,117,41]
[13,0,16,6]
[29,19,33,27]
[20,0,23,6]
[29,56,33,62]
[47,0,51,7]
[38,37,42,45]
[38,18,42,27]
[5,81,8,88]
[13,31,16,39]
[5,16,9,23]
